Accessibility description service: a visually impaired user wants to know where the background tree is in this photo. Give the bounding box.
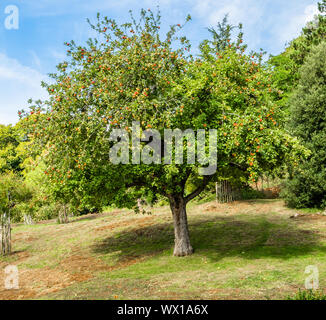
[0,172,33,222]
[22,9,304,256]
[269,0,326,108]
[199,15,246,53]
[282,41,326,208]
[0,125,23,174]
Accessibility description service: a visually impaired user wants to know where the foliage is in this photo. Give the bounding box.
[0,172,34,222]
[282,41,326,209]
[239,187,265,200]
[0,122,53,222]
[23,10,301,201]
[0,160,60,222]
[268,46,300,109]
[0,125,23,174]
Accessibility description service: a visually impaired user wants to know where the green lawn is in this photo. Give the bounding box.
[0,199,325,300]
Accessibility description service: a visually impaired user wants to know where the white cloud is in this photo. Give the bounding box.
[29,50,42,70]
[49,49,66,62]
[0,53,48,125]
[192,0,265,27]
[277,4,319,44]
[190,0,319,54]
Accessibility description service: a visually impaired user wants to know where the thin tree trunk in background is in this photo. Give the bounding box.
[137,198,143,214]
[24,215,34,225]
[64,204,68,223]
[58,204,69,224]
[216,182,218,203]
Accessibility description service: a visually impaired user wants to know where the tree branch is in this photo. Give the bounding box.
[229,162,247,171]
[184,175,214,204]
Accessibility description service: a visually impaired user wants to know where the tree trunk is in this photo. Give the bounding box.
[58,204,69,224]
[24,214,34,225]
[169,195,193,257]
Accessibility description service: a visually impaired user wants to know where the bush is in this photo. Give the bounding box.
[281,168,326,209]
[35,204,59,221]
[240,188,265,200]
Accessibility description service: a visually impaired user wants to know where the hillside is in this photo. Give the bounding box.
[0,199,325,300]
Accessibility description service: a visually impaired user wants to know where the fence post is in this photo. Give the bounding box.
[216,180,236,204]
[1,191,12,255]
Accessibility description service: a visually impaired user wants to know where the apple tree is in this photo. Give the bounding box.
[22,9,305,256]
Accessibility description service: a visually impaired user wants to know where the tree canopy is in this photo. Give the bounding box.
[283,41,326,208]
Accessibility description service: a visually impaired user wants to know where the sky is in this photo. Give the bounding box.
[0,0,321,125]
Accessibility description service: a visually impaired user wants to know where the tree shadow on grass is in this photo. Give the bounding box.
[68,211,121,224]
[92,215,326,263]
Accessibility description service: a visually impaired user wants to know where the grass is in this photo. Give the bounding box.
[288,289,326,300]
[297,207,322,214]
[1,199,326,300]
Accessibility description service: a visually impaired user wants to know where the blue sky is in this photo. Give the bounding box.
[0,0,320,125]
